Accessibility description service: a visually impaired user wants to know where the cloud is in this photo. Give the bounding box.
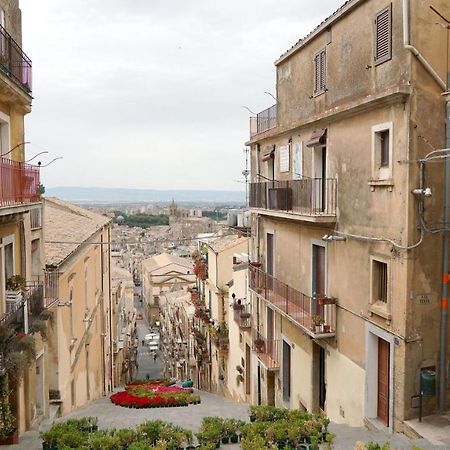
[21,0,344,190]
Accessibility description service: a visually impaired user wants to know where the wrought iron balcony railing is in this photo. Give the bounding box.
[0,157,41,207]
[0,23,32,93]
[249,178,337,218]
[252,329,279,370]
[249,104,277,137]
[249,266,336,338]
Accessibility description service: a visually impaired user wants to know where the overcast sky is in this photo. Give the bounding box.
[20,0,343,191]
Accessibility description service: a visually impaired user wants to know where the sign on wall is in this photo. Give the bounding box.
[279,145,290,173]
[293,142,303,179]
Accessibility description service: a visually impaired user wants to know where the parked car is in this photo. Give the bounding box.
[148,343,159,352]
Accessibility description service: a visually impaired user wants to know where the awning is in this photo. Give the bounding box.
[306,128,327,147]
[262,145,275,161]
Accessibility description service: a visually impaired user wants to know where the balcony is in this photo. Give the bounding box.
[0,157,41,208]
[0,24,32,94]
[249,104,277,137]
[43,270,60,308]
[232,301,251,329]
[252,329,279,370]
[249,178,337,222]
[249,266,336,339]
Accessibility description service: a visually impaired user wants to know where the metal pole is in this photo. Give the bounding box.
[440,88,450,411]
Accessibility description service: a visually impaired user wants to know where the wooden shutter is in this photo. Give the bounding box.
[375,4,392,65]
[314,49,326,95]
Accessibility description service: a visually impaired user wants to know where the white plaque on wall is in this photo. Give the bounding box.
[279,145,290,173]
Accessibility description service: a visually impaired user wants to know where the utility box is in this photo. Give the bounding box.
[420,370,436,397]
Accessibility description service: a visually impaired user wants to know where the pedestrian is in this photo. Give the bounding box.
[153,353,157,363]
[142,339,144,346]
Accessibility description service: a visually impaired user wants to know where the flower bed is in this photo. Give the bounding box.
[110,379,200,408]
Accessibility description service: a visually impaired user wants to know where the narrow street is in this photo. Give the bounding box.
[134,289,164,380]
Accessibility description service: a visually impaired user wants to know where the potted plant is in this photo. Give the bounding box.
[0,377,17,445]
[5,275,25,307]
[311,315,324,333]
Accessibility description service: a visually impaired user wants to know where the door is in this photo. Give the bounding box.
[313,146,327,211]
[267,307,274,341]
[312,244,326,317]
[319,346,326,411]
[266,233,274,276]
[257,364,262,405]
[282,340,291,403]
[377,338,390,426]
[267,371,275,406]
[245,344,251,396]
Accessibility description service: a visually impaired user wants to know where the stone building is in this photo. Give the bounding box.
[246,0,449,434]
[43,197,112,416]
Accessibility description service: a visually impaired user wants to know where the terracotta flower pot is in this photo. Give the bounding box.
[0,429,18,445]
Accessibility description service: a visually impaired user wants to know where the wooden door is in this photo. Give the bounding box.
[245,344,251,396]
[267,307,274,341]
[377,338,390,426]
[319,346,326,411]
[267,372,275,406]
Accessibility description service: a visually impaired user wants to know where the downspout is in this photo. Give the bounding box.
[402,0,447,91]
[403,0,450,412]
[442,91,450,411]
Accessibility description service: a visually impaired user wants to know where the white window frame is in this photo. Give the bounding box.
[369,255,391,319]
[371,122,393,180]
[1,234,15,312]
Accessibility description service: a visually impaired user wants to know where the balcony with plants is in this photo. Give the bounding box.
[249,266,336,339]
[231,294,251,330]
[252,329,279,371]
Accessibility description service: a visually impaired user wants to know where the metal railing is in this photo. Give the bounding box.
[249,104,277,137]
[0,157,41,207]
[233,302,252,329]
[0,23,32,93]
[0,296,25,331]
[249,266,336,337]
[252,329,279,369]
[44,270,60,307]
[249,178,337,216]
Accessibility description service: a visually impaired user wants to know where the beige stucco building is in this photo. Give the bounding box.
[246,0,450,434]
[44,197,112,416]
[0,0,50,438]
[111,258,136,387]
[141,252,195,325]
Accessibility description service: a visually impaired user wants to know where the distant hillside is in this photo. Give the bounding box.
[45,186,246,204]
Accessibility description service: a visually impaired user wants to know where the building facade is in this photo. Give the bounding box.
[247,0,449,433]
[44,198,113,416]
[0,0,48,438]
[141,253,195,326]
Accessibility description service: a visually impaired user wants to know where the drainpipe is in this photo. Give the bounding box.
[441,91,450,411]
[403,0,450,411]
[402,0,447,91]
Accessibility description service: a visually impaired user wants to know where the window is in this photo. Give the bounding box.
[374,4,392,65]
[373,260,388,303]
[370,256,391,318]
[371,122,393,180]
[314,49,326,95]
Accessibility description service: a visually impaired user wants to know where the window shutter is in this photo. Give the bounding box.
[375,4,392,65]
[314,49,326,95]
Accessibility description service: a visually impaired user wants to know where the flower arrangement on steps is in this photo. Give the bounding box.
[110,379,201,408]
[40,417,194,450]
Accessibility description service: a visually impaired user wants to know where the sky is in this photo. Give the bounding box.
[20,0,344,191]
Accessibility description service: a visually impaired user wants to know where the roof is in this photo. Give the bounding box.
[142,252,193,274]
[208,234,247,254]
[44,197,111,267]
[275,0,365,65]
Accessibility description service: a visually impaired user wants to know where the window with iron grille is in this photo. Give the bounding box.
[314,48,326,95]
[373,260,388,303]
[374,4,392,65]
